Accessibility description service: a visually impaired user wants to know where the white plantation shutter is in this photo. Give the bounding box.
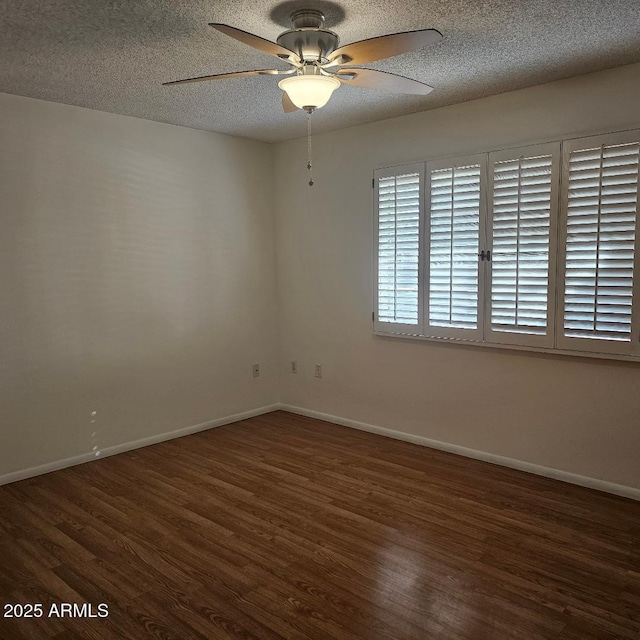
[373,128,640,361]
[425,156,485,340]
[374,165,423,332]
[558,132,640,355]
[486,144,559,347]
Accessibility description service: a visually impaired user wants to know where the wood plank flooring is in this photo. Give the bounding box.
[0,410,639,639]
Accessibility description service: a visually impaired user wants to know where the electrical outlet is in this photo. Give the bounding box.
[253,364,260,377]
[290,361,297,374]
[314,364,322,378]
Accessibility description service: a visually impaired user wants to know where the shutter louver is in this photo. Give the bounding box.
[491,154,553,335]
[377,172,420,325]
[563,142,639,341]
[428,164,481,329]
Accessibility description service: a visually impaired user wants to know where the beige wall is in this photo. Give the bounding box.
[274,62,640,490]
[0,93,279,476]
[2,63,640,491]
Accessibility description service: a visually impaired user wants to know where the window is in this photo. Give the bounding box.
[426,155,485,341]
[374,164,423,334]
[486,143,560,348]
[557,133,640,356]
[373,130,640,360]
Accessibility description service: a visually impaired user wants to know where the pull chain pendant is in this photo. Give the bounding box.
[306,108,314,186]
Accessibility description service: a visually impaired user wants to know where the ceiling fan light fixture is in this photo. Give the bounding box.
[278,74,341,110]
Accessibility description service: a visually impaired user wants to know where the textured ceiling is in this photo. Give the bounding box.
[1,1,639,143]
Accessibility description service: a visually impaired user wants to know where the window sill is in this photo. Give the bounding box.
[373,329,640,363]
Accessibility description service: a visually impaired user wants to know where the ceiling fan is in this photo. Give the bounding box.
[163,9,443,113]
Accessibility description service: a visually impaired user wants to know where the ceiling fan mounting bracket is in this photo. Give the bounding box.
[289,9,326,29]
[269,1,346,29]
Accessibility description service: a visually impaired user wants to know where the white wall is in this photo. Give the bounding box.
[3,63,640,493]
[274,62,640,490]
[0,93,279,477]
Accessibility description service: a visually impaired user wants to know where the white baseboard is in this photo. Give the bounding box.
[0,404,280,487]
[4,402,639,502]
[279,404,640,502]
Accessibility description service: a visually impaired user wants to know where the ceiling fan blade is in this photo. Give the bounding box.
[163,69,292,86]
[328,29,442,66]
[337,68,434,95]
[282,92,298,113]
[210,23,299,64]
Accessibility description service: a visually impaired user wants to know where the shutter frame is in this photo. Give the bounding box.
[556,130,640,356]
[424,154,487,341]
[485,142,560,348]
[373,164,425,335]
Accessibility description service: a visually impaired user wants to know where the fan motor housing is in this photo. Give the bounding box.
[277,28,340,62]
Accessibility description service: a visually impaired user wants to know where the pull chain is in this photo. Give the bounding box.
[306,108,314,186]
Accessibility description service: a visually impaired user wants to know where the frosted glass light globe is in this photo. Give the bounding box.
[278,75,341,109]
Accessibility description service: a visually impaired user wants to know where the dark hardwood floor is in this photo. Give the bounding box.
[0,410,639,639]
